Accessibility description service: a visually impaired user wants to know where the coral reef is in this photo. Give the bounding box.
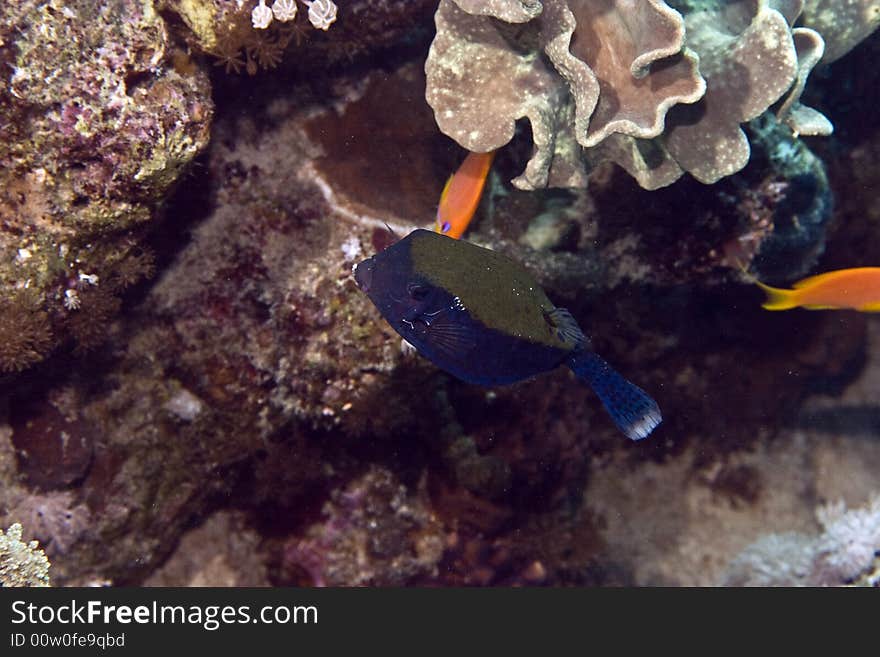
[145,511,269,586]
[425,0,705,190]
[0,0,877,590]
[0,290,52,373]
[0,0,212,370]
[581,315,880,586]
[0,52,869,586]
[280,467,445,586]
[425,0,879,190]
[162,0,438,74]
[164,0,316,75]
[0,523,51,587]
[723,496,880,586]
[662,1,798,184]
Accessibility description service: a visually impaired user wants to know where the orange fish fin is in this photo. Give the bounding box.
[435,174,455,233]
[791,271,838,289]
[439,174,454,204]
[790,267,880,289]
[756,281,800,311]
[479,149,496,171]
[801,304,840,310]
[857,302,880,312]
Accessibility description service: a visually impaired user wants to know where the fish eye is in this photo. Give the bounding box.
[407,282,431,301]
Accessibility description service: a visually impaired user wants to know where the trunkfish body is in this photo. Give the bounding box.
[353,229,661,441]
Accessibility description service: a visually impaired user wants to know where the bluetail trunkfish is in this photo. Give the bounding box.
[353,229,662,440]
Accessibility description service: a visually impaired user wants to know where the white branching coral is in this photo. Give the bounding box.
[252,0,337,30]
[816,496,880,581]
[723,495,880,586]
[0,523,51,587]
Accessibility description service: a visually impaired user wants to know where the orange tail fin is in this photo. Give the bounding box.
[755,281,800,311]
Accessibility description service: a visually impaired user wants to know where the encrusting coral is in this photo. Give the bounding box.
[425,0,880,190]
[281,467,445,586]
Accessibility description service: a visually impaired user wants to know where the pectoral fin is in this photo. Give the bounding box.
[421,313,478,365]
[544,307,588,350]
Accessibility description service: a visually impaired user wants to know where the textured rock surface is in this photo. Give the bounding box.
[0,0,213,372]
[280,466,445,586]
[145,511,269,586]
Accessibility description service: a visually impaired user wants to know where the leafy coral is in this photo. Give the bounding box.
[425,0,880,190]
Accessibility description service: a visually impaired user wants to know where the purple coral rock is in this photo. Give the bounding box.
[0,0,212,370]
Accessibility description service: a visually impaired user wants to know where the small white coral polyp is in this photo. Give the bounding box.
[251,0,338,31]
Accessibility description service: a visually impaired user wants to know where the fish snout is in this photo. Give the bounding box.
[354,257,374,292]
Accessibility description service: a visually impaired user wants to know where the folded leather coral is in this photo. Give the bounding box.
[425,0,880,190]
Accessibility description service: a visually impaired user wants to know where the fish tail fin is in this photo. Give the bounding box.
[568,351,661,441]
[755,281,799,311]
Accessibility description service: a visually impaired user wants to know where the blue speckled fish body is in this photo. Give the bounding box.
[354,229,661,440]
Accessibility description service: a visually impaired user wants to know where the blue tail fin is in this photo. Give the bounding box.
[567,351,662,440]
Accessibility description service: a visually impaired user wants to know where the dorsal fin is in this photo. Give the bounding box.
[791,267,880,289]
[439,174,454,204]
